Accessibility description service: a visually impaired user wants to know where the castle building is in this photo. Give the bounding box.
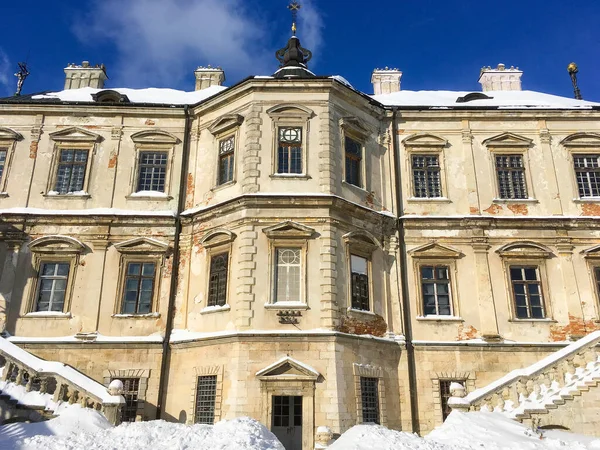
[0,12,600,450]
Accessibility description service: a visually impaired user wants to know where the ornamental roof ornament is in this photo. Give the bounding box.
[274,1,314,78]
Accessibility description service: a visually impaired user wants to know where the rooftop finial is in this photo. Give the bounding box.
[14,62,30,96]
[288,1,301,36]
[567,62,583,100]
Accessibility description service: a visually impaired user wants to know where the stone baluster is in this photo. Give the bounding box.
[39,377,48,394]
[1,362,11,381]
[15,367,24,385]
[53,383,67,403]
[25,371,34,392]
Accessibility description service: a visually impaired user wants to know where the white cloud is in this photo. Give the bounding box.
[0,49,12,96]
[297,0,324,66]
[74,0,279,88]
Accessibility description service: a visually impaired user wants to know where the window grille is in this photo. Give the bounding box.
[277,127,303,174]
[35,262,70,312]
[274,248,302,303]
[0,147,8,185]
[510,266,545,319]
[345,136,362,187]
[208,252,229,307]
[495,155,528,199]
[421,266,452,316]
[195,375,217,424]
[137,151,168,192]
[574,154,600,198]
[360,377,380,424]
[440,380,464,421]
[412,155,441,198]
[218,136,235,185]
[122,262,156,314]
[350,255,369,311]
[54,149,88,194]
[114,377,140,423]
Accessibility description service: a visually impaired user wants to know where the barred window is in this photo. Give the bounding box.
[54,149,89,194]
[510,266,545,319]
[35,262,70,312]
[421,266,452,316]
[114,377,140,423]
[274,248,302,303]
[574,154,600,198]
[122,262,156,314]
[277,127,302,174]
[345,136,362,187]
[412,155,441,198]
[218,136,235,185]
[351,255,369,311]
[137,151,168,192]
[0,147,8,185]
[360,377,380,424]
[195,375,217,424]
[496,155,528,199]
[440,380,464,421]
[208,252,229,307]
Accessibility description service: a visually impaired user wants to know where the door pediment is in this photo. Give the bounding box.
[256,357,320,382]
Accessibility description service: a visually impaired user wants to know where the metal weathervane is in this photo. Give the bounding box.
[14,62,30,96]
[287,1,301,36]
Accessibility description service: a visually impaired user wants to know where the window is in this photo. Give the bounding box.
[345,136,362,187]
[114,377,140,423]
[218,136,235,185]
[122,262,156,314]
[208,252,228,307]
[595,267,600,300]
[277,127,303,174]
[360,377,380,424]
[34,262,70,312]
[510,266,545,319]
[496,155,528,199]
[195,375,217,424]
[440,380,464,422]
[412,155,441,198]
[421,266,452,316]
[274,248,302,303]
[137,151,168,192]
[574,154,600,198]
[351,255,369,311]
[0,147,8,186]
[54,149,89,194]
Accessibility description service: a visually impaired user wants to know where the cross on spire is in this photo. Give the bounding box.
[287,1,301,36]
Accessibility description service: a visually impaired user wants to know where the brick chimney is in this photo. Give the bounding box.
[479,64,523,91]
[64,61,108,90]
[194,66,225,91]
[371,68,402,95]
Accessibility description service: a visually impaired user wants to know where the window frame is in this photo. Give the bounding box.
[581,245,600,320]
[402,133,449,202]
[134,149,170,194]
[189,365,224,425]
[267,104,313,179]
[51,147,91,195]
[120,261,158,315]
[494,153,529,200]
[0,127,23,195]
[200,230,236,313]
[217,135,236,186]
[344,232,380,314]
[340,118,370,191]
[359,377,380,424]
[508,265,547,320]
[208,114,244,190]
[353,363,387,426]
[344,134,364,188]
[271,245,305,304]
[411,153,443,199]
[419,264,453,317]
[560,133,600,202]
[33,261,72,313]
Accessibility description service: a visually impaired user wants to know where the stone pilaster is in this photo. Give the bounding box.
[242,106,263,194]
[472,239,501,340]
[318,104,336,194]
[461,121,481,215]
[236,224,258,328]
[539,125,563,215]
[0,241,23,333]
[319,223,338,328]
[555,240,585,324]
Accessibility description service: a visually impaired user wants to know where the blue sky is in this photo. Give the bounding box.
[0,0,598,99]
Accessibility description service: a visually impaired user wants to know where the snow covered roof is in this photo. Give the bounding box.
[371,90,600,109]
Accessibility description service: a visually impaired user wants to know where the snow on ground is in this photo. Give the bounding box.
[329,423,450,450]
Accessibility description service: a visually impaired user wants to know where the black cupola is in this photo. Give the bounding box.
[273,1,315,79]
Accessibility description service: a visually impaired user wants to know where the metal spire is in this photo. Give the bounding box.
[287,1,301,36]
[14,62,30,96]
[567,62,583,100]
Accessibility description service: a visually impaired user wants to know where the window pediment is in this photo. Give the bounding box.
[113,237,169,254]
[409,242,463,259]
[49,127,103,143]
[482,132,533,148]
[130,130,180,145]
[91,90,130,103]
[561,132,600,147]
[402,133,448,148]
[343,231,382,251]
[582,244,600,259]
[200,229,236,248]
[267,104,314,120]
[0,127,23,141]
[496,242,553,259]
[208,114,244,136]
[340,117,371,139]
[28,235,87,254]
[263,221,316,239]
[256,356,320,381]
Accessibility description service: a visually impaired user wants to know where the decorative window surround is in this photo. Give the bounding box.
[340,117,371,190]
[129,130,180,199]
[581,245,600,318]
[0,127,24,195]
[561,133,600,201]
[402,133,449,201]
[103,369,150,422]
[353,363,387,426]
[46,127,101,198]
[267,104,314,178]
[189,365,223,425]
[343,231,381,314]
[200,229,236,309]
[431,372,475,427]
[409,242,464,318]
[209,114,244,188]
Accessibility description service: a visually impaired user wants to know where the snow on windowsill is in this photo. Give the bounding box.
[6,333,164,344]
[0,192,9,198]
[45,191,91,199]
[269,173,312,180]
[127,191,172,200]
[200,304,231,315]
[22,312,72,319]
[264,302,309,310]
[416,315,464,322]
[407,197,452,203]
[347,307,377,316]
[574,197,600,203]
[492,198,539,203]
[112,313,161,319]
[509,318,557,323]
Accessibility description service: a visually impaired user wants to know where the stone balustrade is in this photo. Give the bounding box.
[0,336,124,425]
[449,331,600,420]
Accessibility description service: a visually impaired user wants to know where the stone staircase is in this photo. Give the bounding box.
[449,330,600,434]
[0,336,124,425]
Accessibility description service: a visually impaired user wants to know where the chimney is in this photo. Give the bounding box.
[64,61,108,90]
[371,68,402,95]
[478,64,523,91]
[194,66,225,91]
